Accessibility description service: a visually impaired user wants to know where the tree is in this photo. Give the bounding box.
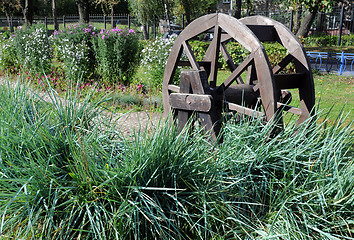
[0,0,21,32]
[20,0,34,25]
[176,0,217,25]
[296,0,339,38]
[94,0,120,28]
[128,0,171,39]
[234,0,242,19]
[76,0,90,23]
[52,0,59,30]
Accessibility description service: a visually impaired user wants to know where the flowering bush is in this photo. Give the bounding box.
[13,25,52,74]
[52,23,95,79]
[140,36,177,90]
[92,27,142,85]
[0,33,18,71]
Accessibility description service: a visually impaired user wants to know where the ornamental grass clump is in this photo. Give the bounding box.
[0,80,352,239]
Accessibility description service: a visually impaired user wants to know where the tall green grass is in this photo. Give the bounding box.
[0,79,352,239]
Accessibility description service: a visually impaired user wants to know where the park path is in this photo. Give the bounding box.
[0,76,164,136]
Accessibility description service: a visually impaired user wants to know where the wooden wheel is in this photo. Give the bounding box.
[162,13,315,140]
[239,15,315,125]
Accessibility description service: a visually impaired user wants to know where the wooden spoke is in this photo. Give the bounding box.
[168,85,180,93]
[220,43,236,71]
[220,43,245,84]
[226,101,263,118]
[272,54,294,74]
[182,41,200,70]
[208,26,222,88]
[217,52,256,92]
[246,63,258,85]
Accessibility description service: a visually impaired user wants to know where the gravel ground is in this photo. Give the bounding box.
[0,76,164,136]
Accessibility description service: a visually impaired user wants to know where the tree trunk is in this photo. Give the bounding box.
[234,0,241,19]
[296,9,318,38]
[316,12,325,33]
[52,0,59,31]
[293,6,302,34]
[181,0,191,24]
[21,0,33,25]
[111,6,115,28]
[76,0,90,24]
[265,0,269,17]
[142,24,149,40]
[4,5,14,32]
[184,10,191,25]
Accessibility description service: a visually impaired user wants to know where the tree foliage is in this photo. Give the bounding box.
[0,0,21,31]
[94,0,120,15]
[296,0,340,37]
[128,0,172,24]
[174,0,218,24]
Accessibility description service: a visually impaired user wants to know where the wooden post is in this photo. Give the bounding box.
[63,15,65,28]
[290,10,294,32]
[128,14,130,30]
[338,5,344,46]
[104,15,106,29]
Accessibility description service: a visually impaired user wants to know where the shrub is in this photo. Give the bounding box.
[0,33,18,71]
[13,24,52,74]
[140,36,177,90]
[52,23,95,80]
[92,28,142,85]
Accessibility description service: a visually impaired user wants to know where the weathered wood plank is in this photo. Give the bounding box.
[272,54,294,74]
[169,93,212,112]
[177,61,212,67]
[226,101,263,117]
[277,102,301,115]
[168,84,180,92]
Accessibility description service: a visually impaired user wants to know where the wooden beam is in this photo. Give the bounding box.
[169,93,212,112]
[274,73,305,89]
[272,54,294,74]
[168,84,180,93]
[226,101,263,118]
[182,41,200,70]
[217,52,255,92]
[246,24,279,42]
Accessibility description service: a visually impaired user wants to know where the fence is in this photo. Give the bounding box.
[0,14,138,31]
[307,51,354,75]
[1,5,353,41]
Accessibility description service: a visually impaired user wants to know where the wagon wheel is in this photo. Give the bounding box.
[162,13,278,140]
[239,16,315,124]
